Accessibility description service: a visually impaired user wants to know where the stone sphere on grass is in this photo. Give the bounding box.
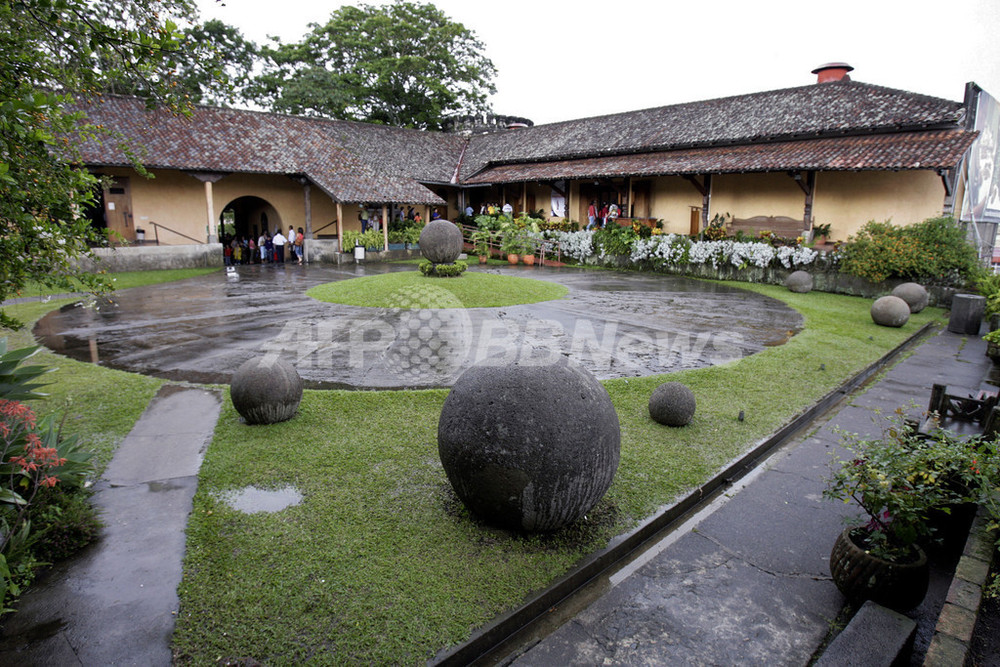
[437,359,620,532]
[871,295,911,328]
[785,270,814,294]
[420,220,464,265]
[649,382,696,427]
[230,356,303,424]
[891,282,929,313]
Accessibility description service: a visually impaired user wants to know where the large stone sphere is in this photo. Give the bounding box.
[891,282,929,313]
[420,220,463,264]
[437,359,620,532]
[648,382,696,427]
[785,270,814,294]
[871,295,911,328]
[230,356,303,424]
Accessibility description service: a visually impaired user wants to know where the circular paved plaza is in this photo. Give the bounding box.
[34,264,802,389]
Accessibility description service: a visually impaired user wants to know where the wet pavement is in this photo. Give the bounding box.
[500,326,994,666]
[32,264,802,389]
[0,385,221,666]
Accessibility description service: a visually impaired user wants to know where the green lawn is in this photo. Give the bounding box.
[306,270,569,308]
[171,281,946,665]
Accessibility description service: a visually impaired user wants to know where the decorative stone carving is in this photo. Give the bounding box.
[419,220,463,265]
[648,382,696,427]
[437,359,620,532]
[785,270,814,294]
[891,282,929,313]
[870,295,911,328]
[230,356,303,424]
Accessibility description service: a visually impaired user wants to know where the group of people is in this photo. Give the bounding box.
[477,202,514,217]
[223,227,306,265]
[587,200,620,230]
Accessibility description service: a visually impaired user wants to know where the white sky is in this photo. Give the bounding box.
[196,0,1000,126]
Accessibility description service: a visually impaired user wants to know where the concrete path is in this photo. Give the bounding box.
[0,385,221,666]
[508,326,994,665]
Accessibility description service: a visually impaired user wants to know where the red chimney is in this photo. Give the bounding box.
[812,62,854,83]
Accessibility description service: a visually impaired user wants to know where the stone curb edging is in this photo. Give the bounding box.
[923,504,998,666]
[430,322,937,665]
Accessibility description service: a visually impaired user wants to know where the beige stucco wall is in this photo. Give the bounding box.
[710,172,808,223]
[650,177,703,234]
[105,167,344,244]
[811,170,946,240]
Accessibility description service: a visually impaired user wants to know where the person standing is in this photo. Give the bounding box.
[258,231,268,263]
[587,200,597,230]
[501,201,513,217]
[272,229,287,263]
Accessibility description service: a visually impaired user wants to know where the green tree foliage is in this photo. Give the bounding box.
[253,0,497,129]
[175,19,259,106]
[839,217,982,284]
[0,0,201,329]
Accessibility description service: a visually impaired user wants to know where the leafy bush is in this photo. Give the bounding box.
[593,223,639,257]
[839,217,980,284]
[29,487,101,562]
[0,340,97,613]
[418,260,467,277]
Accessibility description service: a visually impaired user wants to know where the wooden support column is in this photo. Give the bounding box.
[939,168,956,215]
[627,177,633,218]
[788,170,816,229]
[336,202,344,252]
[382,205,389,251]
[521,184,527,216]
[683,174,712,230]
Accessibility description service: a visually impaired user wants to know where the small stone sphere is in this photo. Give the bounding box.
[871,295,911,328]
[891,282,929,313]
[437,358,620,532]
[648,382,696,427]
[420,220,464,264]
[230,356,303,424]
[785,270,814,294]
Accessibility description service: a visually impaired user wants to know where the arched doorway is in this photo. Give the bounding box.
[220,196,281,245]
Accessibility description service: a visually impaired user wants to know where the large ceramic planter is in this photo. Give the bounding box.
[829,528,929,611]
[507,253,519,265]
[523,253,536,266]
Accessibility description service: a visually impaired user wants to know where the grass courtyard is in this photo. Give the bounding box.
[2,268,945,664]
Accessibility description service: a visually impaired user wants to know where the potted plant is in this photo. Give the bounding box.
[823,412,970,610]
[812,222,832,244]
[500,231,522,265]
[521,234,538,266]
[470,230,493,264]
[984,329,1000,364]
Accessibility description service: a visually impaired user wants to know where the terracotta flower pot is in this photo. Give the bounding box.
[507,253,519,265]
[829,528,929,611]
[523,253,535,266]
[478,254,489,264]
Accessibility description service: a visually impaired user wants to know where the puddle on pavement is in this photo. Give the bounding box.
[217,485,303,514]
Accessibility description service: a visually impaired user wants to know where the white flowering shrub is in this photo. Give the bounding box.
[547,230,594,262]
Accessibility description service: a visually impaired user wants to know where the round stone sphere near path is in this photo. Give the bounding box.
[871,295,911,328]
[420,220,464,264]
[230,356,303,424]
[438,359,621,532]
[891,282,929,313]
[649,381,696,427]
[785,270,814,293]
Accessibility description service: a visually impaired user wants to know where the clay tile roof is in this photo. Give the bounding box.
[462,130,978,184]
[72,96,459,204]
[459,80,967,179]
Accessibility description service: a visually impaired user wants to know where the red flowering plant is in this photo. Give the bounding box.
[0,341,94,610]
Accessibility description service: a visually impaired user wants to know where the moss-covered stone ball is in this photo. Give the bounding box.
[785,270,814,293]
[420,220,464,265]
[891,282,929,313]
[648,381,697,427]
[230,356,303,424]
[871,295,911,328]
[437,358,620,532]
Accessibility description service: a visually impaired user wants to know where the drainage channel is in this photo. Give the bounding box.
[431,323,937,666]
